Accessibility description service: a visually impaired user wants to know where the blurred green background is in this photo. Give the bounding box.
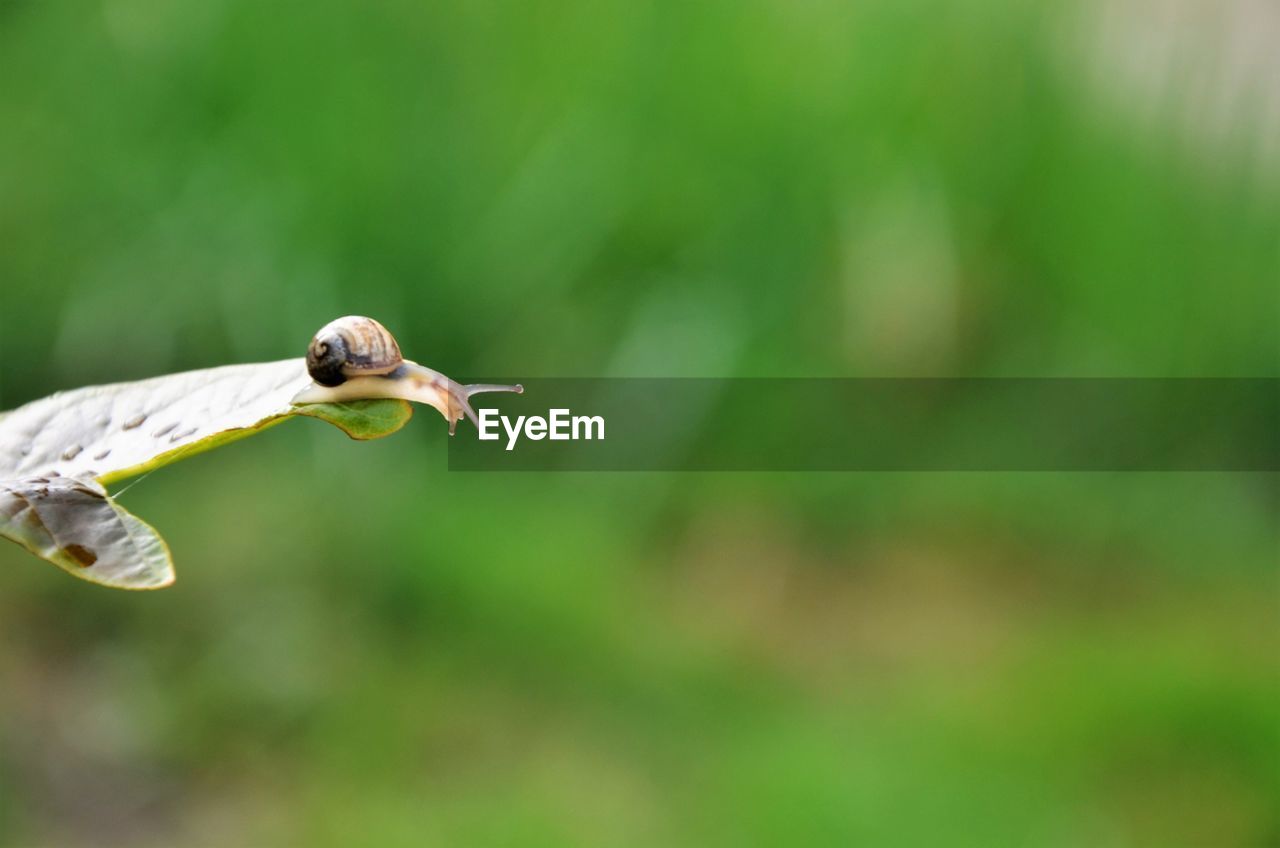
[1,0,1277,845]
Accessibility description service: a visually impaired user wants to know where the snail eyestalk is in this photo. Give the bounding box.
[291,362,522,435]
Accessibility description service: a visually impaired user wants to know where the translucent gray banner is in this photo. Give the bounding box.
[447,379,1279,471]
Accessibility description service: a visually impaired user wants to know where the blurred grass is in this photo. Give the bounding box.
[0,0,1277,845]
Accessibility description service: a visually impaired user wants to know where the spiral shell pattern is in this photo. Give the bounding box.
[305,316,403,387]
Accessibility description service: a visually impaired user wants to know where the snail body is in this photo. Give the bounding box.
[293,315,522,435]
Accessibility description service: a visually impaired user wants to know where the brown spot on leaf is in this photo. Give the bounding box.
[122,414,147,430]
[93,449,112,461]
[63,544,97,567]
[152,422,177,438]
[61,444,83,461]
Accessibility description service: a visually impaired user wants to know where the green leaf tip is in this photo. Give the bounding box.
[293,398,415,441]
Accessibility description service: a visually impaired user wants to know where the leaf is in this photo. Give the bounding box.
[0,358,413,589]
[1,476,173,589]
[0,359,411,485]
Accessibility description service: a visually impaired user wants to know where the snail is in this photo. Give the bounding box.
[291,315,522,435]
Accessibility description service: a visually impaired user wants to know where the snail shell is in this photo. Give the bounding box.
[306,316,403,386]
